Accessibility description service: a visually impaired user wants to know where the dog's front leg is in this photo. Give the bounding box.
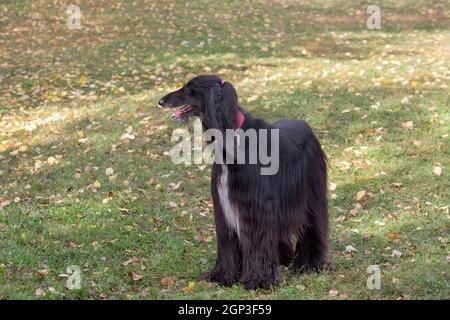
[198,166,241,286]
[238,220,280,290]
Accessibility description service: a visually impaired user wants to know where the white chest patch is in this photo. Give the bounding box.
[217,165,240,237]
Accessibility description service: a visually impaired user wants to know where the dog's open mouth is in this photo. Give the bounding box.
[171,104,194,120]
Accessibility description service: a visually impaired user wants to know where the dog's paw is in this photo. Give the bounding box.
[198,269,236,287]
[240,277,278,290]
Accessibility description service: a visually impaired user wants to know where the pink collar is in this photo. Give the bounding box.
[236,110,245,129]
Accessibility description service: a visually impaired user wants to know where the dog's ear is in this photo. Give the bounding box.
[202,82,238,131]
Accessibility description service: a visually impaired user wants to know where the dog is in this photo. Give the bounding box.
[159,75,329,289]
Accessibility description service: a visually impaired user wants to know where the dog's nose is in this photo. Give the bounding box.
[158,98,165,106]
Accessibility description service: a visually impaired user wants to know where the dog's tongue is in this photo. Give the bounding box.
[172,110,183,118]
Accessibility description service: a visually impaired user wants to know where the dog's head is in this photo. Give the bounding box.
[158,75,240,131]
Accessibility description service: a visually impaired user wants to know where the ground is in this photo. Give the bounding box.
[0,0,449,299]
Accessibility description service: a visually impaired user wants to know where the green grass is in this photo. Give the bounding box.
[0,0,449,299]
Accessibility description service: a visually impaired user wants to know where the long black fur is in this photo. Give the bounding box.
[159,75,329,289]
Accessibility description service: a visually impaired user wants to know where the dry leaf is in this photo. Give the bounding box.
[401,121,414,130]
[160,277,175,287]
[355,190,373,204]
[181,281,195,292]
[355,190,367,202]
[387,232,399,241]
[65,240,76,248]
[392,250,403,258]
[433,166,442,177]
[140,288,149,298]
[121,257,139,266]
[35,288,45,297]
[37,269,48,276]
[93,181,101,189]
[329,290,339,297]
[128,271,142,281]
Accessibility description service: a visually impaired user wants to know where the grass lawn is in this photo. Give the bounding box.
[0,0,449,299]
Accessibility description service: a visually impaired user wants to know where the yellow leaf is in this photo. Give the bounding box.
[47,156,57,165]
[181,281,195,292]
[93,181,101,189]
[79,75,87,86]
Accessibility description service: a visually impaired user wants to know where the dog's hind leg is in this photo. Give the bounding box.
[292,224,329,272]
[278,240,295,266]
[292,138,329,272]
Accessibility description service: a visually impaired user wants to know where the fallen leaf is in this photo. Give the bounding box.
[160,277,175,287]
[128,272,142,281]
[296,285,306,291]
[37,269,48,276]
[355,190,367,202]
[0,200,11,210]
[392,250,403,258]
[105,167,114,176]
[93,181,101,189]
[401,121,414,130]
[79,74,87,86]
[168,201,177,208]
[354,190,373,204]
[65,240,76,248]
[329,290,339,297]
[140,288,149,298]
[181,281,195,292]
[433,166,441,177]
[345,245,358,253]
[387,232,399,241]
[35,288,45,297]
[47,156,59,165]
[121,257,139,266]
[329,182,337,191]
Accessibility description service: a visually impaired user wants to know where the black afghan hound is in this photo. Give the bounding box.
[159,75,329,289]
